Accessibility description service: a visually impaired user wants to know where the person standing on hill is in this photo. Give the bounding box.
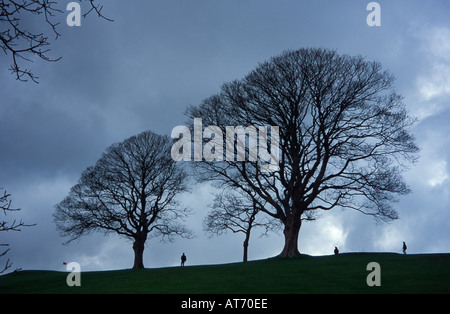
[181,253,187,266]
[402,242,407,255]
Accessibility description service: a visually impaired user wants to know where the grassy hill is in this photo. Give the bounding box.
[0,253,449,294]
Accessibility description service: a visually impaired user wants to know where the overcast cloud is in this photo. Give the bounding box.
[1,0,450,272]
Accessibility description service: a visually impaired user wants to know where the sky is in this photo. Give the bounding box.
[1,0,450,272]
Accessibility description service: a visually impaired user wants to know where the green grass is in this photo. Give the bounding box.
[0,253,449,294]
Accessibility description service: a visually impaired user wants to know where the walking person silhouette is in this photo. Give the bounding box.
[402,242,407,255]
[181,253,187,267]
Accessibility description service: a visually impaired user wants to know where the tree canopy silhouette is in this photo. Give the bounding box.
[54,131,192,269]
[186,48,419,257]
[1,189,35,273]
[204,187,280,262]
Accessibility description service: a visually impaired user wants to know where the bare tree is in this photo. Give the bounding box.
[0,0,111,83]
[204,187,280,262]
[186,48,419,257]
[54,131,193,269]
[1,189,35,274]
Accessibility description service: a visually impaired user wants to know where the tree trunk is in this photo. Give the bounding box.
[278,216,302,257]
[243,234,250,262]
[132,238,145,269]
[243,241,248,262]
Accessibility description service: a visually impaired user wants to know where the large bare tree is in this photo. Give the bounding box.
[185,48,419,257]
[54,131,192,269]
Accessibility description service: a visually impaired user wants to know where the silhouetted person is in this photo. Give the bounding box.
[402,242,407,255]
[181,253,187,266]
[334,247,339,255]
